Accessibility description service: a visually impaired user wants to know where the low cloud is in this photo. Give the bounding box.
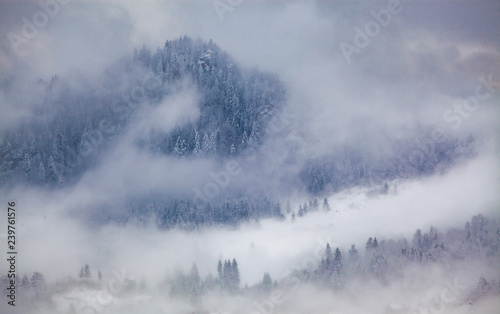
[0,1,498,313]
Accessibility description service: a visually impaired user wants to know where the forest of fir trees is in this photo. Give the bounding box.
[0,36,478,205]
[3,213,498,310]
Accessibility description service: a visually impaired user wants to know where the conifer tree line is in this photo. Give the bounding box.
[120,196,340,231]
[78,264,91,279]
[217,258,240,293]
[161,214,500,299]
[122,196,332,231]
[117,196,287,230]
[1,271,47,301]
[2,214,498,305]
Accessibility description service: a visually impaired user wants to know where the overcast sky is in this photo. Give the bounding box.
[1,0,499,149]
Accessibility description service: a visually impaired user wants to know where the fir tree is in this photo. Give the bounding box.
[222,259,230,290]
[231,258,240,292]
[333,247,343,273]
[325,243,333,275]
[273,202,285,220]
[366,237,373,249]
[84,264,91,278]
[80,264,91,278]
[202,133,211,156]
[298,205,304,217]
[248,122,258,145]
[30,272,46,289]
[38,161,46,181]
[58,173,66,186]
[209,131,217,155]
[79,118,94,156]
[192,129,201,157]
[20,274,29,289]
[413,229,422,249]
[23,153,31,178]
[217,259,223,282]
[262,272,272,292]
[174,136,187,157]
[47,155,58,183]
[348,244,358,261]
[369,252,387,281]
[51,137,60,162]
[188,263,201,297]
[241,130,248,147]
[323,198,330,211]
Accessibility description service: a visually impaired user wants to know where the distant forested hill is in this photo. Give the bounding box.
[0,36,287,186]
[0,37,477,226]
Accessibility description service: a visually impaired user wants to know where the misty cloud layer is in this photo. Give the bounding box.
[0,1,499,313]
